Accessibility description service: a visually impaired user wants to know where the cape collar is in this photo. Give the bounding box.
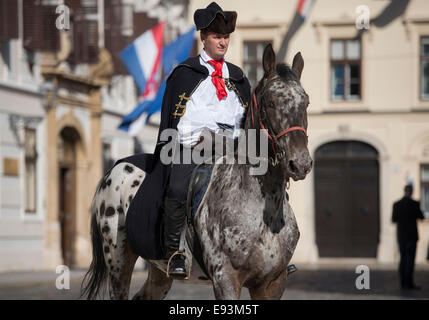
[175,56,245,82]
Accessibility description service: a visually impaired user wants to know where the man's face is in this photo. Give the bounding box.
[201,32,230,61]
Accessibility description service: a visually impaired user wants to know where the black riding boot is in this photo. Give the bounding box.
[163,196,188,278]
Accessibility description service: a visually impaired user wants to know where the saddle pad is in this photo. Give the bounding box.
[185,163,214,278]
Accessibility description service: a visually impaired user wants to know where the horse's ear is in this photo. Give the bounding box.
[292,52,304,80]
[263,44,276,76]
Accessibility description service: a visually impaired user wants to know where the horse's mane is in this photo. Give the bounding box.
[254,63,300,94]
[276,63,299,83]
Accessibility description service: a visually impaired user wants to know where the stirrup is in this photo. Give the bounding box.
[287,264,297,275]
[166,251,191,280]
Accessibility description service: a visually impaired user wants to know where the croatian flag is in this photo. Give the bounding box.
[297,0,314,21]
[120,23,164,98]
[277,0,315,61]
[118,27,196,136]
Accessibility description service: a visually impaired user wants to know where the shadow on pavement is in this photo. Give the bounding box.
[284,268,429,299]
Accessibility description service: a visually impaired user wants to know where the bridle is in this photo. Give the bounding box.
[250,91,308,167]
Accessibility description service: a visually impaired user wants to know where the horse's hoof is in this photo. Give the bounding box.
[287,264,297,275]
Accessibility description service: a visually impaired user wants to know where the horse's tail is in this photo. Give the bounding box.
[80,178,108,300]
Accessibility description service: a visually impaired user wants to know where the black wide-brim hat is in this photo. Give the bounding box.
[194,2,237,34]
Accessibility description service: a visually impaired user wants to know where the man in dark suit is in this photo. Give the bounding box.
[392,184,425,290]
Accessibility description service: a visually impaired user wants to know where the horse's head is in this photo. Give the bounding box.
[253,44,313,181]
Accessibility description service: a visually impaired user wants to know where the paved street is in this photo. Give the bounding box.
[0,264,428,300]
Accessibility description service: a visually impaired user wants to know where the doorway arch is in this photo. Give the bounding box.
[314,140,380,257]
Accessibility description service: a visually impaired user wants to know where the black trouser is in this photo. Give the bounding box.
[163,146,204,258]
[166,145,212,201]
[166,162,198,203]
[398,240,417,287]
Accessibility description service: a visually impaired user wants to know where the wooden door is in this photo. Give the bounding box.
[315,141,379,257]
[58,127,79,267]
[59,166,76,266]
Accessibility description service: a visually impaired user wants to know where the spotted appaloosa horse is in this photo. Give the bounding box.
[81,44,312,300]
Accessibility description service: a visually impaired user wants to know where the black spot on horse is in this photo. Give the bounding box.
[128,195,133,203]
[109,239,113,245]
[115,186,119,191]
[101,179,108,190]
[117,206,124,214]
[105,206,116,217]
[124,165,134,173]
[104,246,110,253]
[131,180,140,188]
[118,225,125,232]
[106,179,112,187]
[100,171,112,190]
[99,201,106,217]
[102,225,110,233]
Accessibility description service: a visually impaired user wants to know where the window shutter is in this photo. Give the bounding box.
[23,1,59,52]
[65,0,81,11]
[41,5,60,51]
[84,0,99,63]
[23,0,43,51]
[0,0,19,40]
[67,0,99,64]
[104,0,128,74]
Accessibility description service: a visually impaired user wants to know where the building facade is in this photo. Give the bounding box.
[1,0,428,272]
[189,0,429,265]
[0,0,191,271]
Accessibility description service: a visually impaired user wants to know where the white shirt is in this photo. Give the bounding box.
[177,49,246,147]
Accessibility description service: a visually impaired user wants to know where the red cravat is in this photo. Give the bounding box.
[208,59,228,100]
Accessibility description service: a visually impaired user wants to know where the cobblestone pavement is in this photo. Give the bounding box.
[0,264,428,300]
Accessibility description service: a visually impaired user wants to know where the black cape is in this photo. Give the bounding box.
[115,56,251,259]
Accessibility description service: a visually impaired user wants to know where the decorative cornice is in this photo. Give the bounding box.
[42,69,105,88]
[8,114,43,147]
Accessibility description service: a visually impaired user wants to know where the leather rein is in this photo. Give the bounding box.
[250,92,308,167]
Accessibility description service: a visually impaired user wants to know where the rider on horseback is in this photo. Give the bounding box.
[162,2,251,278]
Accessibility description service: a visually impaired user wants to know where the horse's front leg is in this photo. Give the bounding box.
[211,261,242,300]
[248,269,288,300]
